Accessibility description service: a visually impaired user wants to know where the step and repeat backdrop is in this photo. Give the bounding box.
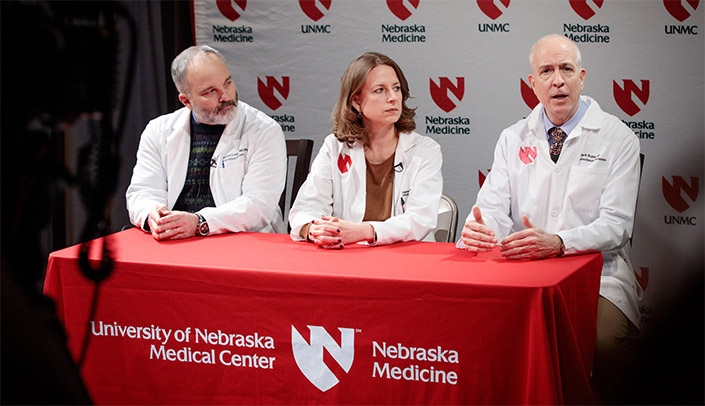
[193,0,703,330]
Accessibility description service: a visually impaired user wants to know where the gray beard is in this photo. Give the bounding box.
[194,101,238,125]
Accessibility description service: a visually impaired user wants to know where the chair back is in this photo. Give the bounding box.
[280,139,314,231]
[435,193,459,243]
[631,152,645,246]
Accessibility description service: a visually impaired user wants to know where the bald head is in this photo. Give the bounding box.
[526,34,586,126]
[529,34,582,73]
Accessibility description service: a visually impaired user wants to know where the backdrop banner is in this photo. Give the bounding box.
[193,0,704,331]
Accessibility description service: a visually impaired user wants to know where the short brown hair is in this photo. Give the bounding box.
[331,52,416,145]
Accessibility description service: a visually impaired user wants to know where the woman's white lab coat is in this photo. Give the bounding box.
[289,131,443,245]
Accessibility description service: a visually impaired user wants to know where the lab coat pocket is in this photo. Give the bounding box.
[214,151,247,197]
[565,166,608,217]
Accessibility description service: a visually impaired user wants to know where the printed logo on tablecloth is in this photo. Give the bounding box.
[386,0,420,21]
[569,0,604,20]
[519,146,537,165]
[663,0,700,22]
[299,0,332,22]
[662,176,699,213]
[477,0,510,20]
[429,77,464,113]
[520,78,539,110]
[257,76,290,111]
[613,80,650,117]
[291,325,355,392]
[216,0,247,22]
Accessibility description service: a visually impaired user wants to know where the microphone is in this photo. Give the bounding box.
[394,162,404,173]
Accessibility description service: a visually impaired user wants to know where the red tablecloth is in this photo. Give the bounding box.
[43,228,602,405]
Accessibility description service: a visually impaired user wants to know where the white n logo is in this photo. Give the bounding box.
[291,325,355,392]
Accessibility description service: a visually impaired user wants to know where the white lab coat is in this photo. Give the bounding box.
[289,131,443,245]
[126,103,287,234]
[457,96,643,327]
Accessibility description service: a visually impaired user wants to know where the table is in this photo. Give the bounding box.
[43,228,602,405]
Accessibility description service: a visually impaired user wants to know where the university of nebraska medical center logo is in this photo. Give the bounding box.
[216,0,247,22]
[663,0,700,22]
[299,0,332,22]
[292,325,355,392]
[477,0,510,20]
[662,176,699,213]
[257,76,290,111]
[430,77,465,113]
[386,0,420,21]
[613,80,650,117]
[569,0,604,20]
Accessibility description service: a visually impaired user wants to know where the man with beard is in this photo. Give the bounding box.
[126,45,287,240]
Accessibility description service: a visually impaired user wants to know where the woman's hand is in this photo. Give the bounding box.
[307,216,375,249]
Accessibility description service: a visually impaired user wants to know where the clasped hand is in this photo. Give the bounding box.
[147,204,198,241]
[460,205,562,259]
[307,216,375,249]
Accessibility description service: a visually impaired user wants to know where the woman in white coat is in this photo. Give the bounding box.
[289,52,443,248]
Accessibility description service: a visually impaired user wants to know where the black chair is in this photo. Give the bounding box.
[279,139,314,232]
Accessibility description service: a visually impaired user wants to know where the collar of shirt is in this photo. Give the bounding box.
[542,98,589,143]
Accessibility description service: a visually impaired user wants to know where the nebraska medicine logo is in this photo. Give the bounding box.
[519,146,537,165]
[520,78,539,110]
[564,0,611,43]
[614,79,656,140]
[426,77,471,135]
[569,0,603,20]
[386,0,420,21]
[613,80,650,117]
[259,76,295,132]
[382,0,426,42]
[291,325,355,392]
[213,0,253,43]
[257,76,289,110]
[216,0,246,21]
[478,169,492,188]
[338,153,352,174]
[429,77,464,113]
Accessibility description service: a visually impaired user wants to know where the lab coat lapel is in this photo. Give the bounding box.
[166,109,192,208]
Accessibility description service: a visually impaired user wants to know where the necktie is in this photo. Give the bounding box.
[548,127,567,163]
